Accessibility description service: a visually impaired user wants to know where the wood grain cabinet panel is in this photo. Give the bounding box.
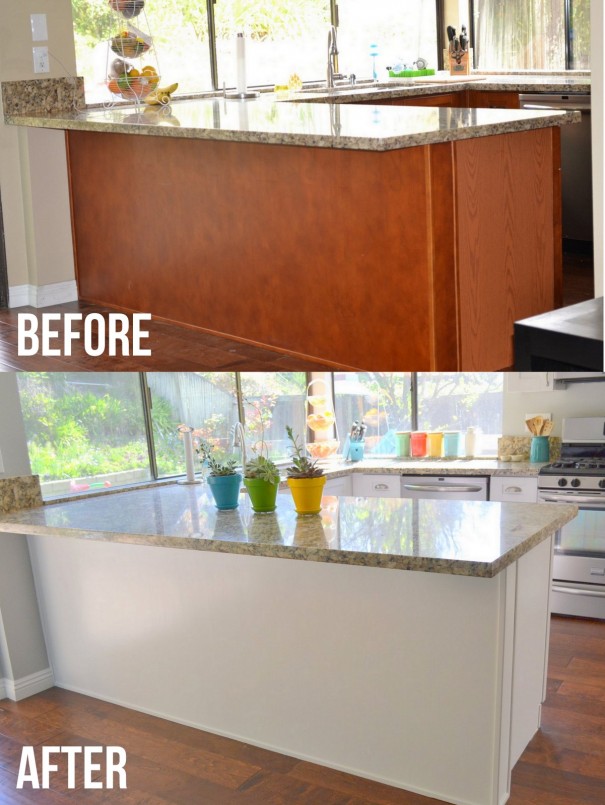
[466,90,520,109]
[66,124,560,371]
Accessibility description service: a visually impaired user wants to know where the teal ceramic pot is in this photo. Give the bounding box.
[207,473,242,510]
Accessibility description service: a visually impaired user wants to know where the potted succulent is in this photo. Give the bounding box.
[243,454,281,513]
[197,439,242,510]
[285,426,326,515]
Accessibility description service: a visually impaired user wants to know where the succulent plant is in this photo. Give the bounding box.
[244,455,281,486]
[206,455,239,477]
[285,426,324,479]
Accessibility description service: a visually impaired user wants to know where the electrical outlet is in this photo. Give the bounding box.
[30,13,48,41]
[0,449,4,473]
[33,46,50,74]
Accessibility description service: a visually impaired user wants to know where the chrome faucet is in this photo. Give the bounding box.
[232,421,247,470]
[327,25,340,88]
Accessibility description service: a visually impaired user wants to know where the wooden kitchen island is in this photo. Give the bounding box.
[0,481,577,805]
[5,91,579,369]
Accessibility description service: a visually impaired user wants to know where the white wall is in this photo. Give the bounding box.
[0,0,77,299]
[503,380,605,436]
[0,374,50,692]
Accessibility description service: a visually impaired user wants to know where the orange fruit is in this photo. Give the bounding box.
[107,79,120,94]
[141,65,157,76]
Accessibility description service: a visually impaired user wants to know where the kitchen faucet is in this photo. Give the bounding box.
[232,421,247,470]
[327,25,342,88]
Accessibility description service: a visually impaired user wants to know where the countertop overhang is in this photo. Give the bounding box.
[3,94,580,152]
[0,481,577,578]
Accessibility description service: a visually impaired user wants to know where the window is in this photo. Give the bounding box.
[473,0,590,71]
[416,373,503,456]
[334,372,503,456]
[334,372,413,455]
[17,372,152,497]
[337,0,438,79]
[71,1,440,104]
[17,371,309,498]
[17,371,503,498]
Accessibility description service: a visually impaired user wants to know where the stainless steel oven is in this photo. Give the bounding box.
[538,417,605,619]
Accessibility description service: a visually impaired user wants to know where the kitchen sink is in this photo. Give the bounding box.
[295,80,410,94]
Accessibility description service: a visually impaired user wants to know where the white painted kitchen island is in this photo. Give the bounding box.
[0,484,577,805]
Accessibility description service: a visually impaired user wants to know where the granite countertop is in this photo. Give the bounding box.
[3,94,579,152]
[291,74,591,104]
[323,458,545,478]
[0,482,576,578]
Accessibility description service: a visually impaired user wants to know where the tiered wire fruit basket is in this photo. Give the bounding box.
[305,379,340,461]
[105,0,161,107]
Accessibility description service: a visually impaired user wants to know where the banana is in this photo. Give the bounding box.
[144,82,179,106]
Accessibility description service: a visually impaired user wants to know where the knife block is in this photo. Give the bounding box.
[449,51,470,76]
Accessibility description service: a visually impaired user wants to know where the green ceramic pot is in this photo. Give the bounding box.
[244,477,279,513]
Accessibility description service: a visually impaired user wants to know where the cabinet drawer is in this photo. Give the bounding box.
[323,476,353,497]
[352,473,401,498]
[489,476,538,502]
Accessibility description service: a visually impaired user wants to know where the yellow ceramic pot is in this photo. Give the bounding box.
[287,476,327,515]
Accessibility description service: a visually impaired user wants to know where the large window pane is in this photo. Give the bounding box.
[334,372,413,455]
[570,0,591,69]
[240,372,307,461]
[474,0,565,70]
[147,372,238,477]
[337,1,438,79]
[416,373,503,456]
[215,1,331,88]
[17,372,151,497]
[72,0,212,104]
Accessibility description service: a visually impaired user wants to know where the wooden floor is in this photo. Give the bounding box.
[0,615,604,804]
[0,253,594,371]
[0,302,333,372]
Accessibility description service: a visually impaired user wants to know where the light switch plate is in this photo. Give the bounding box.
[33,46,50,74]
[30,13,48,41]
[524,413,552,434]
[0,449,4,473]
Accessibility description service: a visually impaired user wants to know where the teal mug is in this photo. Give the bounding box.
[530,436,549,463]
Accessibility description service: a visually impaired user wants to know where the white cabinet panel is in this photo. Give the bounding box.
[490,476,538,503]
[352,474,401,498]
[323,475,353,497]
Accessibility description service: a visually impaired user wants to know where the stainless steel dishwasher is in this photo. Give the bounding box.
[519,93,592,244]
[400,475,489,500]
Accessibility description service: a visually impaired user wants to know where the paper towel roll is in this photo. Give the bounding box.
[236,32,247,94]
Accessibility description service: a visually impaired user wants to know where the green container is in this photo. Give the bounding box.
[395,431,411,458]
[388,68,436,78]
[244,477,279,513]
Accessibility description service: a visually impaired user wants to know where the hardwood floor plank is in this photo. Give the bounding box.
[1,616,605,804]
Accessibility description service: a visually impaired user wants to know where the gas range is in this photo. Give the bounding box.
[538,417,605,493]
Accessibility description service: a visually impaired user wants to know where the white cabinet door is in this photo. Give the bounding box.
[323,475,353,497]
[352,474,401,498]
[489,476,538,502]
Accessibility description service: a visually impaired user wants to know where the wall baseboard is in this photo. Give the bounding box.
[8,280,77,309]
[1,667,54,701]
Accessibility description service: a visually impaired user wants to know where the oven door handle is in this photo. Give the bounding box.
[552,585,605,599]
[539,494,605,507]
